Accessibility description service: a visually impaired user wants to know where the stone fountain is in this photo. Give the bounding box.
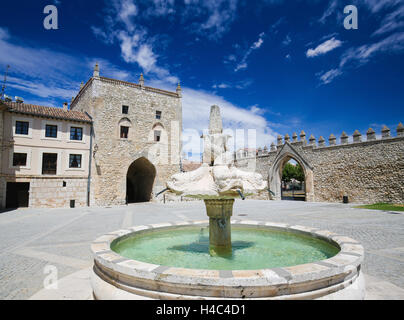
[90,105,365,300]
[166,105,267,256]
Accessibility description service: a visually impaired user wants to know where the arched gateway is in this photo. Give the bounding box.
[268,143,314,201]
[126,157,156,203]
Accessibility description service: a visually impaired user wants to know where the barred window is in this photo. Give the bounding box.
[69,154,82,168]
[121,126,129,139]
[154,130,161,142]
[45,125,58,138]
[13,153,27,166]
[15,121,29,135]
[42,153,57,175]
[70,127,83,141]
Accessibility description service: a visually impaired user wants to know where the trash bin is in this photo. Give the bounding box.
[343,196,349,204]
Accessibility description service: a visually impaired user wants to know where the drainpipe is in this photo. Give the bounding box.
[85,112,93,207]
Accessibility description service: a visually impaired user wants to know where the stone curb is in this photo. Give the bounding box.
[91,221,364,299]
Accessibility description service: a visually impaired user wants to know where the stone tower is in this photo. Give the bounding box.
[70,64,182,206]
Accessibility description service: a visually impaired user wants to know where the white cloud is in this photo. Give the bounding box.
[234,62,247,72]
[372,3,404,35]
[213,83,230,89]
[212,79,252,90]
[319,0,338,24]
[318,31,404,84]
[231,32,266,72]
[282,34,291,46]
[360,0,401,13]
[306,37,342,58]
[6,76,76,100]
[113,0,138,32]
[87,58,131,81]
[179,87,278,154]
[0,27,9,40]
[92,1,178,84]
[192,0,239,40]
[148,77,279,156]
[269,17,286,34]
[147,0,176,16]
[0,29,134,101]
[316,69,343,85]
[340,31,404,67]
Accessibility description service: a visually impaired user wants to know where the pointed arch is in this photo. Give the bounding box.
[268,142,314,201]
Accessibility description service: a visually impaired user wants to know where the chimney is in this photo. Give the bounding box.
[63,102,68,111]
[15,96,24,103]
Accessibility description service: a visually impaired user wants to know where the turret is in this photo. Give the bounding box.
[93,62,100,78]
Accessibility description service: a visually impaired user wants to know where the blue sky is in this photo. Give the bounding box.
[0,0,403,158]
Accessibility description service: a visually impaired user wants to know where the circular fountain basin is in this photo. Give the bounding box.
[91,220,365,300]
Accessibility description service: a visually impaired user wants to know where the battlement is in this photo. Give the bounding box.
[234,123,404,159]
[70,64,181,109]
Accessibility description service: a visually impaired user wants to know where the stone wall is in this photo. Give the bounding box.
[236,126,404,204]
[29,177,88,208]
[71,74,182,206]
[0,107,4,206]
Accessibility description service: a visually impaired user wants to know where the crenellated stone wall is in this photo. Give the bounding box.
[235,124,404,204]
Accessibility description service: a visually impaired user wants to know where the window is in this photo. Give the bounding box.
[13,153,27,166]
[122,105,129,114]
[70,127,83,141]
[154,130,161,142]
[120,126,129,139]
[156,111,162,120]
[69,154,82,168]
[15,121,29,135]
[45,125,58,138]
[42,153,57,175]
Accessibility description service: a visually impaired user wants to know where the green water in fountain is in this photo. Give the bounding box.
[111,226,340,270]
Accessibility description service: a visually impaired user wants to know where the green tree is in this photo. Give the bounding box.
[295,163,305,182]
[282,162,304,183]
[282,163,295,183]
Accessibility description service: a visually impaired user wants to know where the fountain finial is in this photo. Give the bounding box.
[165,104,268,257]
[209,105,223,134]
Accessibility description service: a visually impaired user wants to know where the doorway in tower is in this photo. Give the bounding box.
[6,182,30,208]
[126,157,156,203]
[281,158,306,201]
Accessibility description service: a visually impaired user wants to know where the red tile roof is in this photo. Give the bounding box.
[182,160,202,172]
[3,101,92,123]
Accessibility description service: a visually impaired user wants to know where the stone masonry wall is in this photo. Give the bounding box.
[0,108,4,207]
[29,177,88,208]
[236,127,404,204]
[71,76,182,206]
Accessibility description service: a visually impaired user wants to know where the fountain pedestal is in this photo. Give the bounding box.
[204,198,234,257]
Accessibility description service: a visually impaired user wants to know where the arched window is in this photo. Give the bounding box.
[118,118,132,140]
[151,123,165,142]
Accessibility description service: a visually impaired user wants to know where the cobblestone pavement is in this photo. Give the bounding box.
[0,200,403,300]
